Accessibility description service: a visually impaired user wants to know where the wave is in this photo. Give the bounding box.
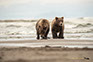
[65,27,93,33]
[74,23,93,28]
[6,25,21,28]
[65,21,76,25]
[0,20,38,22]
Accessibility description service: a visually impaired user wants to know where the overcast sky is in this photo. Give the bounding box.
[0,0,93,19]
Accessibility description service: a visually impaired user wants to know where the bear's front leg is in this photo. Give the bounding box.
[59,31,64,39]
[37,32,40,39]
[45,28,49,39]
[52,32,57,39]
[37,35,40,39]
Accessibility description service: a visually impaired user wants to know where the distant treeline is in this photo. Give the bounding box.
[0,20,38,22]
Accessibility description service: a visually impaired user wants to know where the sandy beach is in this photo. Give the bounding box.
[0,47,93,62]
[0,39,93,62]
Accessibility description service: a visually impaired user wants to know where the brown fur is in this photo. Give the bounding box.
[36,19,50,39]
[51,17,64,39]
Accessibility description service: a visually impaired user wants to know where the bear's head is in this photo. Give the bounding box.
[55,17,64,26]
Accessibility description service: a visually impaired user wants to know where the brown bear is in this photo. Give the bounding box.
[36,19,50,39]
[51,17,64,39]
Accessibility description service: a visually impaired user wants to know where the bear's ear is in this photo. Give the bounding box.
[55,17,58,20]
[61,17,64,19]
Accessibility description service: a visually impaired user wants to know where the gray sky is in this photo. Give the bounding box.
[0,0,93,19]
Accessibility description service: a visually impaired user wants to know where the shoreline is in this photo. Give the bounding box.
[0,39,93,43]
[0,46,93,50]
[0,39,93,48]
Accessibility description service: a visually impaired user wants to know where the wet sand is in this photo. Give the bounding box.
[0,39,93,62]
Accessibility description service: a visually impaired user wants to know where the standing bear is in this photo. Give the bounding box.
[36,19,50,39]
[51,17,64,39]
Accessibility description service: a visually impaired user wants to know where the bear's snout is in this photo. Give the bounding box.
[60,23,62,25]
[59,22,63,26]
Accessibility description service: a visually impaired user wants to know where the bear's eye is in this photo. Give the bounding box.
[39,26,41,28]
